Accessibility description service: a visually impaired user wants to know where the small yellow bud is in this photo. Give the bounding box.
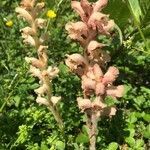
[6,20,13,27]
[46,10,56,18]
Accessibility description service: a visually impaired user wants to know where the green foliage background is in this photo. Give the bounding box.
[0,0,150,149]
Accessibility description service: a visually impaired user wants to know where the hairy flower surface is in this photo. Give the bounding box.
[65,1,124,149]
[65,21,88,42]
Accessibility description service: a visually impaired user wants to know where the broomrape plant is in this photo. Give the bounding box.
[15,0,63,130]
[15,0,124,149]
[65,0,124,149]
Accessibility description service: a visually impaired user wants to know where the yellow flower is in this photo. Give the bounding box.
[46,10,56,18]
[6,20,13,27]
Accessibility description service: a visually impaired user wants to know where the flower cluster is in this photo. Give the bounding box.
[16,0,61,107]
[65,0,124,117]
[66,54,124,117]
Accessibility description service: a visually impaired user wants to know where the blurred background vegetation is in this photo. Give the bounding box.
[0,0,150,149]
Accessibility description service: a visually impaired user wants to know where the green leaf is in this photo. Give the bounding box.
[13,95,21,107]
[125,137,135,147]
[127,0,143,25]
[58,63,69,76]
[135,139,144,148]
[105,96,118,106]
[108,142,118,150]
[104,0,130,29]
[127,112,137,124]
[41,142,49,150]
[143,125,150,139]
[55,141,65,150]
[76,133,89,143]
[29,83,39,90]
[139,0,150,25]
[143,114,150,122]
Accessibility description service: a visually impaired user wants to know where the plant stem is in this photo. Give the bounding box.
[45,77,64,132]
[85,110,97,150]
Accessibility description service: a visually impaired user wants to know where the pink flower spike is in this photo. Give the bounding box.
[103,66,119,84]
[93,0,108,12]
[106,85,124,98]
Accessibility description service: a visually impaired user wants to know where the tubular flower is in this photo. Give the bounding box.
[65,21,88,42]
[65,53,88,76]
[88,12,114,35]
[102,66,119,84]
[77,97,92,112]
[20,27,36,35]
[34,84,47,95]
[36,96,49,106]
[15,7,33,24]
[20,0,35,9]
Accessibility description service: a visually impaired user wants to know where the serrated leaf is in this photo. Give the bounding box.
[135,139,144,148]
[41,142,49,150]
[125,137,135,147]
[108,142,118,150]
[143,125,150,139]
[76,133,89,143]
[143,114,150,122]
[55,141,65,150]
[127,112,137,123]
[14,95,21,107]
